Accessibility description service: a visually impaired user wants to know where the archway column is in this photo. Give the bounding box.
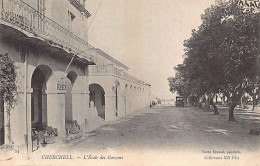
[83,90,90,131]
[42,91,47,126]
[127,94,130,114]
[133,94,137,112]
[46,89,66,139]
[139,93,142,109]
[129,94,133,113]
[71,90,87,130]
[31,89,40,124]
[12,88,33,154]
[124,94,128,116]
[135,94,138,111]
[104,94,116,122]
[141,94,145,109]
[118,94,125,118]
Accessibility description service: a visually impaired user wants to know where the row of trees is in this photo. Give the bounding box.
[168,0,259,121]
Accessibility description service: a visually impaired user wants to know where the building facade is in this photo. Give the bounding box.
[0,0,151,154]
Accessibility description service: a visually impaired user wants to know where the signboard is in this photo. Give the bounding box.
[57,84,66,90]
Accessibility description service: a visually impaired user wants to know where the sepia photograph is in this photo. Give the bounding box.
[0,0,260,165]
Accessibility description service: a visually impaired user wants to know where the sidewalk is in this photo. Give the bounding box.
[0,146,13,161]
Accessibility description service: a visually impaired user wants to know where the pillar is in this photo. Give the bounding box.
[46,89,66,139]
[31,89,40,124]
[71,90,86,128]
[42,92,47,126]
[118,94,125,118]
[84,90,90,131]
[105,94,116,122]
[13,88,33,154]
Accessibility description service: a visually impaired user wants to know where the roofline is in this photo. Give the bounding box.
[97,49,129,70]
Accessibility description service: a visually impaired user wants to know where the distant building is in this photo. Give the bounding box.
[161,99,175,106]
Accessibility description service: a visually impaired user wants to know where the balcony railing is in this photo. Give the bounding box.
[0,0,96,63]
[89,65,145,85]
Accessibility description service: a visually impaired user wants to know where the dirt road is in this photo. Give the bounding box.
[9,106,259,166]
[58,106,260,153]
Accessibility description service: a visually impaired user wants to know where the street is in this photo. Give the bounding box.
[60,106,260,152]
[4,106,260,166]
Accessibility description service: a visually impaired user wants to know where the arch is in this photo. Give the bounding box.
[67,71,77,86]
[31,65,52,90]
[65,71,77,122]
[89,83,105,120]
[31,65,52,130]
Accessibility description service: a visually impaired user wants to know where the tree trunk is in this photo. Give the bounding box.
[240,94,244,109]
[204,95,210,110]
[252,93,256,111]
[222,95,228,106]
[0,91,4,145]
[228,91,242,122]
[205,100,210,110]
[210,98,219,115]
[184,97,188,107]
[228,103,236,121]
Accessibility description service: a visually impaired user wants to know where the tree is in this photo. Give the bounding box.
[244,76,259,111]
[182,25,223,114]
[0,53,18,144]
[211,1,259,121]
[169,0,259,121]
[168,64,192,104]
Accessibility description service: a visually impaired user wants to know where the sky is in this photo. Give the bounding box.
[86,0,215,99]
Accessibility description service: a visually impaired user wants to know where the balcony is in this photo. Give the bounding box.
[0,0,96,63]
[89,64,145,85]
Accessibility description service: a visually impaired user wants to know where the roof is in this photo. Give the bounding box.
[97,49,129,70]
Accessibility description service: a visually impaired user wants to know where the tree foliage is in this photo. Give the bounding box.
[168,0,259,121]
[168,64,191,102]
[0,53,18,109]
[0,53,18,143]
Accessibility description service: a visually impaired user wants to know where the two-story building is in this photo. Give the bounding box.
[87,49,151,130]
[0,0,151,155]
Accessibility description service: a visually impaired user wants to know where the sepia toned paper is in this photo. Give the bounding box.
[0,0,260,166]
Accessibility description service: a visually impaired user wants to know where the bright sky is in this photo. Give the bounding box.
[86,0,215,99]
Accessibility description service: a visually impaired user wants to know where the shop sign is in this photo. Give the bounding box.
[57,84,66,90]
